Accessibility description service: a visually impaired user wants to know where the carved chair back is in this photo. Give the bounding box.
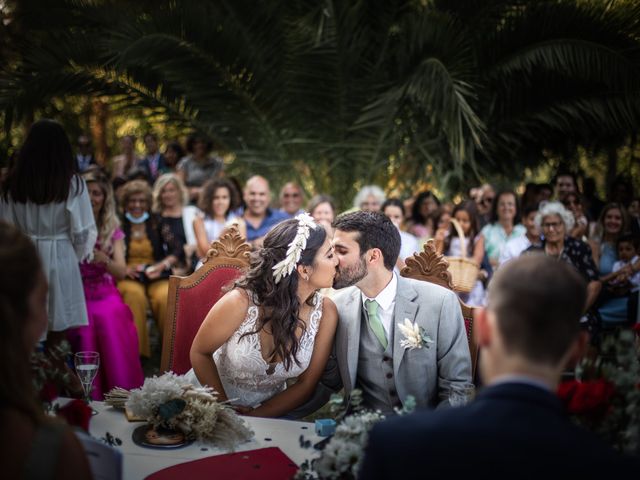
[400,240,480,381]
[161,226,250,374]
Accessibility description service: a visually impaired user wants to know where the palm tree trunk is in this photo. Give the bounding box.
[90,98,109,168]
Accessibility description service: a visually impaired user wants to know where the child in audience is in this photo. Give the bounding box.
[611,234,640,293]
[442,201,486,306]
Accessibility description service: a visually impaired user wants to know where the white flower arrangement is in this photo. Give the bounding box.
[398,318,434,351]
[272,213,318,283]
[125,372,253,449]
[296,390,416,479]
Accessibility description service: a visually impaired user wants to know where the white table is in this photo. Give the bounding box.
[82,401,322,480]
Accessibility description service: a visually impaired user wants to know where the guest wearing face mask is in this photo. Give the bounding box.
[117,180,183,357]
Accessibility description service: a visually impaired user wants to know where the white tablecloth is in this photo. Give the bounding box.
[82,401,322,480]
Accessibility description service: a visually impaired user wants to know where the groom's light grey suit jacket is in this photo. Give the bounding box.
[290,276,472,417]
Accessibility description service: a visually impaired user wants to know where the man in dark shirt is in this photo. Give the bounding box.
[361,255,637,479]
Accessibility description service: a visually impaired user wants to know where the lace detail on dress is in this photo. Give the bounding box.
[212,291,323,407]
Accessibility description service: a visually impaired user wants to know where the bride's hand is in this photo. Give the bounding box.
[231,405,254,415]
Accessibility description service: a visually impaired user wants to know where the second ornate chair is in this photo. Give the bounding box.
[400,240,480,382]
[160,226,251,375]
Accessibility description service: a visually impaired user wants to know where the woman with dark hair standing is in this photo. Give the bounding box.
[189,214,338,417]
[0,221,93,480]
[0,119,97,348]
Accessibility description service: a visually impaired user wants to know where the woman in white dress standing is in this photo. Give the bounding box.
[0,119,97,350]
[189,214,338,417]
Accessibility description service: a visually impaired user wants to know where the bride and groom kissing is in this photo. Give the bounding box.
[187,210,472,417]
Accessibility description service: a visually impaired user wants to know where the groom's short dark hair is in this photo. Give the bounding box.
[489,254,586,365]
[333,211,400,271]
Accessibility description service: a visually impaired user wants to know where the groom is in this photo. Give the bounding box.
[293,211,472,416]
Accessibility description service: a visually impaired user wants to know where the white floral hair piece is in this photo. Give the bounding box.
[272,212,318,284]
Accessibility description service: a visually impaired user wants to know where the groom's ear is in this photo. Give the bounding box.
[367,248,383,266]
[474,308,492,348]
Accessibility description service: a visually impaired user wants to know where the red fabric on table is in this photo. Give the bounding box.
[170,266,242,374]
[145,447,298,479]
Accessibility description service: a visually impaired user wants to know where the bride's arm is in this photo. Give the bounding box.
[189,289,249,402]
[249,298,338,418]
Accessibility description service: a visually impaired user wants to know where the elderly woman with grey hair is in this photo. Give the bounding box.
[353,185,386,212]
[525,201,601,311]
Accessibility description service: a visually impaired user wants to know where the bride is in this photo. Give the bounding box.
[188,214,338,417]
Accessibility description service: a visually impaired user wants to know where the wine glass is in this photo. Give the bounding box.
[74,351,100,414]
[448,382,475,407]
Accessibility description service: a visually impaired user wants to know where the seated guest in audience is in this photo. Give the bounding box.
[242,175,288,248]
[0,221,93,480]
[591,203,633,325]
[432,207,452,253]
[152,173,197,273]
[554,170,579,202]
[520,182,540,211]
[527,202,601,313]
[138,133,166,184]
[499,203,541,266]
[110,135,139,181]
[382,198,419,271]
[563,192,589,241]
[279,182,305,217]
[307,194,336,229]
[76,133,97,173]
[441,201,486,306]
[67,169,143,399]
[537,182,553,203]
[361,255,638,478]
[163,141,185,174]
[118,180,183,357]
[475,183,495,228]
[609,234,640,294]
[353,185,386,212]
[407,190,440,239]
[177,134,224,204]
[481,190,524,268]
[193,178,246,259]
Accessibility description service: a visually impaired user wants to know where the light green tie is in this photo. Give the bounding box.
[365,299,388,349]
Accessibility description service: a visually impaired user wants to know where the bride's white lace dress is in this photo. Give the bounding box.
[186,291,323,407]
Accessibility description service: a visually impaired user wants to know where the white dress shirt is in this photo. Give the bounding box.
[361,273,398,338]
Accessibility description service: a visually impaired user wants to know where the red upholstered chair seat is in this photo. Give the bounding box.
[161,227,250,375]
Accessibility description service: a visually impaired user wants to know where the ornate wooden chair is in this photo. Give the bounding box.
[160,226,251,374]
[400,240,480,382]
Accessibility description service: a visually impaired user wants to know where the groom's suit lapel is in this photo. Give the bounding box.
[392,277,419,381]
[341,287,362,392]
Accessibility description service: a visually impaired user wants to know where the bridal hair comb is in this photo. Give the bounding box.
[272,213,318,284]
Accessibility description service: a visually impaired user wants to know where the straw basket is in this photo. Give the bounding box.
[446,219,480,293]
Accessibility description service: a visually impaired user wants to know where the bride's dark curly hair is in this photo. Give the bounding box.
[235,218,327,371]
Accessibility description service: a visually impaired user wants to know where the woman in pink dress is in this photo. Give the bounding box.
[67,168,144,399]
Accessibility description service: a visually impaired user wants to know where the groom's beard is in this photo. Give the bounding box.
[333,255,367,289]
